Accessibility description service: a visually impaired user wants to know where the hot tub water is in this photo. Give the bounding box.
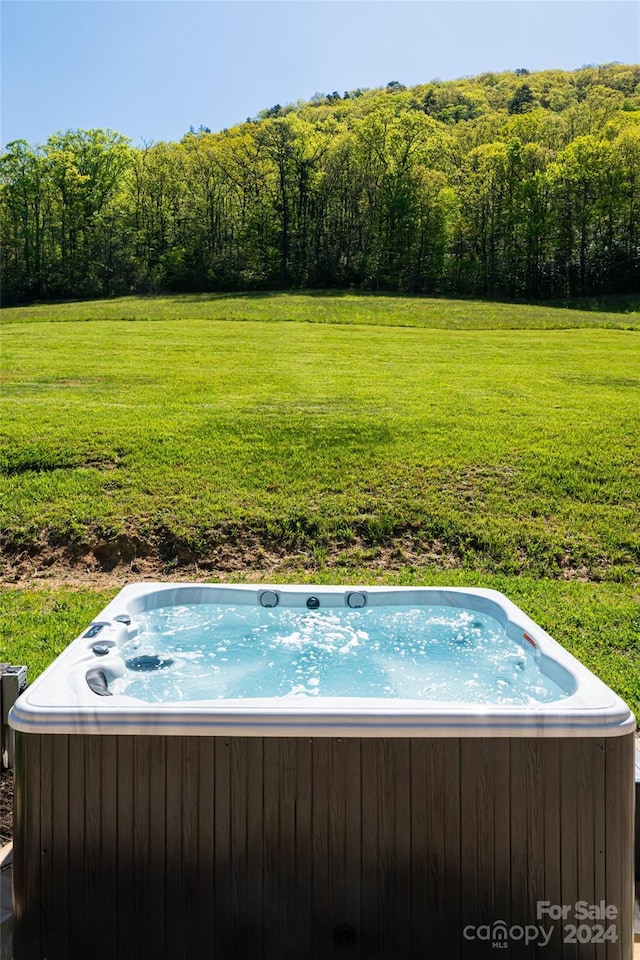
[111,603,568,705]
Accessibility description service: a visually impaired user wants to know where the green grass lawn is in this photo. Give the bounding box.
[1,292,638,712]
[1,289,639,329]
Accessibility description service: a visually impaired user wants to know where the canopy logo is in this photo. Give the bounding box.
[462,920,553,949]
[462,902,618,949]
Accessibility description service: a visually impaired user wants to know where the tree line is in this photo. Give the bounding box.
[2,63,639,305]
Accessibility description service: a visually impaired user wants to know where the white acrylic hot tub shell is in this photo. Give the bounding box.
[9,584,635,738]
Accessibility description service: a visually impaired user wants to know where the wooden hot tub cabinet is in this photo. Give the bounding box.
[13,730,635,960]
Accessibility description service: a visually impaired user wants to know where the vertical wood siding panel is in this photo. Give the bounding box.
[460,738,495,960]
[37,735,55,959]
[49,735,70,958]
[253,738,315,958]
[309,739,331,959]
[559,740,579,960]
[131,735,152,960]
[67,735,89,959]
[339,738,362,960]
[182,737,201,956]
[213,737,232,959]
[620,735,635,960]
[228,736,246,953]
[459,735,478,960]
[541,738,563,956]
[327,739,343,960]
[164,737,185,960]
[359,738,380,959]
[442,739,462,955]
[39,736,63,958]
[263,736,280,957]
[591,741,607,960]
[604,735,621,960]
[392,739,412,960]
[510,739,544,960]
[322,738,363,960]
[242,737,264,960]
[146,735,167,960]
[279,739,301,960]
[196,738,215,958]
[327,738,348,960]
[292,739,312,958]
[492,738,512,945]
[14,734,42,960]
[361,739,411,960]
[604,735,634,960]
[375,740,396,960]
[83,735,103,927]
[410,739,462,959]
[228,738,251,956]
[308,738,363,960]
[408,740,430,959]
[476,740,496,927]
[575,740,601,960]
[116,736,134,959]
[509,739,527,960]
[97,736,119,960]
[83,735,114,960]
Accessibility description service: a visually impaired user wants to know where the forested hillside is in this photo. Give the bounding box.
[2,63,639,305]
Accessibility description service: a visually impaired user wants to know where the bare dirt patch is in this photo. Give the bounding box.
[0,529,464,589]
[0,525,625,590]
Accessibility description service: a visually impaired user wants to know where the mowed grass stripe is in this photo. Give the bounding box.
[1,316,638,581]
[1,291,639,329]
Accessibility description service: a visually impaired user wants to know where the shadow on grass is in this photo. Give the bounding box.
[150,290,640,312]
[9,288,640,319]
[537,293,640,314]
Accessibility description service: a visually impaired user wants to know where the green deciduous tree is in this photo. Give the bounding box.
[2,65,639,303]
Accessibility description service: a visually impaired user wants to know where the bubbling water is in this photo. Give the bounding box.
[109,604,568,705]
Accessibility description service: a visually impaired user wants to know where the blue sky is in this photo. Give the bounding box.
[1,0,639,147]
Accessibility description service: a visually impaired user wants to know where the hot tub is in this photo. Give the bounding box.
[10,584,636,959]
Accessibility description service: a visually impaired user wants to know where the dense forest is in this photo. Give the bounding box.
[1,63,639,305]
